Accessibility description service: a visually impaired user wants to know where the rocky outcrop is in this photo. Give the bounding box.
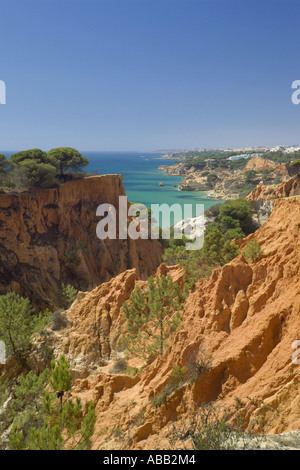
[159,157,291,199]
[26,197,300,449]
[242,156,288,175]
[27,269,139,376]
[247,175,300,201]
[0,176,162,307]
[158,163,186,176]
[209,159,290,200]
[27,264,186,377]
[250,199,275,227]
[178,175,211,191]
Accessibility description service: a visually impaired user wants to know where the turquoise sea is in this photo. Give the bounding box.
[85,151,222,226]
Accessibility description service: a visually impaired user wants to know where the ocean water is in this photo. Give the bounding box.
[85,151,222,227]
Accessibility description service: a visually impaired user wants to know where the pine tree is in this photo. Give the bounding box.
[77,401,97,450]
[27,423,64,451]
[243,239,262,262]
[0,291,33,358]
[56,283,78,309]
[0,291,51,359]
[123,274,188,362]
[49,355,72,412]
[202,228,240,266]
[9,357,96,450]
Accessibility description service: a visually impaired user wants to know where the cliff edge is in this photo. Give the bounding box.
[0,175,162,306]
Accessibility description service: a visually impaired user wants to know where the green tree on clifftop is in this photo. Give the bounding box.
[9,149,49,165]
[6,147,89,189]
[0,154,9,173]
[47,147,89,180]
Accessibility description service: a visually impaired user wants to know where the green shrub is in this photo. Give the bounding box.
[188,357,211,383]
[202,228,240,266]
[266,187,275,195]
[151,365,187,407]
[51,310,69,331]
[12,160,58,189]
[244,169,258,184]
[111,426,123,439]
[0,292,51,359]
[123,366,139,377]
[0,377,9,407]
[219,199,255,235]
[169,365,187,384]
[55,284,78,309]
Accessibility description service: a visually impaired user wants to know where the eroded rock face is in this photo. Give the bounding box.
[247,175,300,201]
[21,198,300,449]
[28,265,186,377]
[242,156,288,174]
[0,176,162,306]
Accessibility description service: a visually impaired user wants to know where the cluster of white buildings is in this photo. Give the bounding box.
[269,145,300,153]
[227,153,262,161]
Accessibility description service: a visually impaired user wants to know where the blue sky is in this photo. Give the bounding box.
[0,0,300,152]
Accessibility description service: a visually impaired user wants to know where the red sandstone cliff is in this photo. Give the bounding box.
[0,176,162,306]
[27,196,300,449]
[242,156,289,175]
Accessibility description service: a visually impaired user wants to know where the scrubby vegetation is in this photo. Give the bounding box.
[151,357,211,408]
[168,398,278,450]
[109,357,128,374]
[243,239,263,262]
[263,149,300,164]
[151,365,188,407]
